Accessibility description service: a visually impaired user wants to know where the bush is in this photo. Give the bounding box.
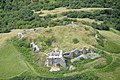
[92,22,109,30]
[115,24,120,31]
[45,36,56,46]
[73,38,79,44]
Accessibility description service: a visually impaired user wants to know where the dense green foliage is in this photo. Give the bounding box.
[35,36,56,51]
[0,0,120,33]
[62,9,120,30]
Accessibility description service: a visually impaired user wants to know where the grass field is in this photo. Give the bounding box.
[99,31,120,53]
[99,31,120,45]
[0,43,28,79]
[0,29,22,45]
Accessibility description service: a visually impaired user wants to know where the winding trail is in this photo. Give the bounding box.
[24,61,40,76]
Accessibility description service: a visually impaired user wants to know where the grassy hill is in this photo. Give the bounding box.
[0,22,120,79]
[0,0,120,80]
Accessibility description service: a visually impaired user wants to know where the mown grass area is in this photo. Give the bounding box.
[99,31,120,53]
[99,31,120,45]
[0,42,28,79]
[101,57,120,72]
[103,40,120,53]
[96,56,120,80]
[84,58,107,69]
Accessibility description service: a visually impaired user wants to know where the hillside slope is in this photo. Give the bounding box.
[0,22,120,80]
[0,0,120,80]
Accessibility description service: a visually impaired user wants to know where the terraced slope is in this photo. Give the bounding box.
[36,7,111,16]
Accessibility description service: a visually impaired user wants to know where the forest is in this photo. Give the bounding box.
[0,0,120,33]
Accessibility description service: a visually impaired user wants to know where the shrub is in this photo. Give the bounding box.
[45,36,56,46]
[73,38,79,44]
[115,24,120,31]
[92,22,110,30]
[45,29,53,33]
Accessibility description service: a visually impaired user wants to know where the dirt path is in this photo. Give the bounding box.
[37,7,112,16]
[24,61,40,76]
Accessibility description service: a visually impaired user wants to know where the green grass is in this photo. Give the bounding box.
[0,23,120,79]
[99,31,120,53]
[103,40,120,53]
[0,24,98,78]
[96,57,120,80]
[0,42,28,79]
[101,57,120,72]
[10,24,120,79]
[99,30,120,45]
